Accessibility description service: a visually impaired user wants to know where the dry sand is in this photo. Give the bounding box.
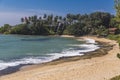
[0,36,120,80]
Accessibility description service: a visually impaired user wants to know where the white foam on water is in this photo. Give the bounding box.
[0,57,51,71]
[0,38,100,71]
[85,38,96,44]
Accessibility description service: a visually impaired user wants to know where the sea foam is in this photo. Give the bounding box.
[0,38,99,71]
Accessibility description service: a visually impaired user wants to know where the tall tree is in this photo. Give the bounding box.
[43,14,47,20]
[21,18,24,23]
[54,16,59,23]
[115,0,120,28]
[115,0,120,22]
[59,16,62,21]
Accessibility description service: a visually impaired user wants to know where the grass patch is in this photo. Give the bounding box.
[107,34,120,48]
[107,34,120,41]
[110,75,120,80]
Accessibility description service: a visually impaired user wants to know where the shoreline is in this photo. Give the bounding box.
[0,36,120,80]
[0,35,107,76]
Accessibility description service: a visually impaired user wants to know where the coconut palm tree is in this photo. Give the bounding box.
[21,18,24,23]
[43,14,47,20]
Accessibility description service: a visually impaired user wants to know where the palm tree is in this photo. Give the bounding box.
[66,14,73,25]
[59,16,62,21]
[24,17,29,24]
[54,16,59,24]
[47,15,53,25]
[21,18,24,23]
[28,17,32,21]
[50,14,53,24]
[33,15,37,22]
[43,14,47,20]
[39,17,42,20]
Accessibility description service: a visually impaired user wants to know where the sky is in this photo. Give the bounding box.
[0,0,115,26]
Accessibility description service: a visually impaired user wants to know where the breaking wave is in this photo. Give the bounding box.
[0,38,99,71]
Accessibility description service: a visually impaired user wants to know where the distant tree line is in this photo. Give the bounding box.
[0,12,118,36]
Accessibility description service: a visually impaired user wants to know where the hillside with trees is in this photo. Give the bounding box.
[0,12,117,36]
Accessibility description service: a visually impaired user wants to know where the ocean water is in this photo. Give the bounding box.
[0,35,99,71]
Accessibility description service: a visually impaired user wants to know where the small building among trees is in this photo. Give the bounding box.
[108,28,118,34]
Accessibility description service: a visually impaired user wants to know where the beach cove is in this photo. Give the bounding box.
[0,36,119,80]
[0,35,100,75]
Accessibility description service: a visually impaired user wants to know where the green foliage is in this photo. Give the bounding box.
[10,24,50,35]
[110,75,120,80]
[114,0,120,29]
[95,25,108,36]
[117,53,120,59]
[10,24,31,35]
[107,34,120,47]
[65,12,112,36]
[89,12,111,28]
[0,24,11,33]
[66,22,87,36]
[110,18,118,27]
[0,12,114,36]
[114,0,120,19]
[107,34,120,40]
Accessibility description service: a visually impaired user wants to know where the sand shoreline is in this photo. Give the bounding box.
[0,35,110,76]
[0,36,120,80]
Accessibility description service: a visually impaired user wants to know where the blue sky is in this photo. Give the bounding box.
[0,0,115,26]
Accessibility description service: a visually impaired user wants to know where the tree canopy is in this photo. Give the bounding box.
[0,12,116,36]
[115,0,120,20]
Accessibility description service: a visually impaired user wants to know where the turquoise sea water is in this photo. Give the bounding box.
[0,35,99,71]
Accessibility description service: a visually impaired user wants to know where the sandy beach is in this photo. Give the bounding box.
[0,36,120,80]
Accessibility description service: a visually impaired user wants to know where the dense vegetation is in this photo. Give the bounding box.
[111,75,120,80]
[107,34,120,43]
[0,12,117,36]
[0,1,119,38]
[1,0,120,80]
[107,0,120,42]
[114,0,120,28]
[109,0,120,80]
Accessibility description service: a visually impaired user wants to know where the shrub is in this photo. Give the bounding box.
[110,75,120,80]
[117,53,120,59]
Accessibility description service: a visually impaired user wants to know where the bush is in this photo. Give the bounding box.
[117,53,120,59]
[0,24,11,33]
[65,23,87,36]
[110,75,120,80]
[10,24,50,35]
[107,35,120,47]
[119,43,120,47]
